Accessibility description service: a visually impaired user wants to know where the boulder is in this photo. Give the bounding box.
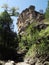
[5,60,15,65]
[35,60,43,65]
[0,60,5,65]
[44,61,49,65]
[16,62,30,65]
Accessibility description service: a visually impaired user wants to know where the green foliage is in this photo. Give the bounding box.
[39,26,49,38]
[19,21,40,51]
[25,38,49,58]
[0,10,18,49]
[45,0,49,19]
[25,23,49,58]
[1,4,19,16]
[25,44,37,58]
[37,40,49,55]
[0,7,19,60]
[0,10,12,25]
[18,18,49,59]
[11,7,19,16]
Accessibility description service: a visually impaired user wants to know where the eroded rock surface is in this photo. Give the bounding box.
[17,5,44,34]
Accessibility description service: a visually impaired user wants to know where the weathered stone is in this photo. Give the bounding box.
[44,61,49,65]
[24,57,39,65]
[5,60,15,65]
[0,60,5,65]
[16,62,30,65]
[17,5,44,34]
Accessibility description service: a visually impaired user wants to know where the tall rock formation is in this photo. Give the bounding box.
[17,5,44,34]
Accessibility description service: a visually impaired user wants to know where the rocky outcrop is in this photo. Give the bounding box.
[16,62,30,65]
[5,60,15,65]
[17,5,44,34]
[0,57,49,65]
[24,54,49,65]
[0,60,5,65]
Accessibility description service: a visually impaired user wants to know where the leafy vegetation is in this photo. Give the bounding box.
[0,0,49,61]
[45,0,49,19]
[0,5,19,60]
[0,10,19,49]
[18,1,49,60]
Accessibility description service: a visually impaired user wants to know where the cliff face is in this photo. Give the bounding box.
[17,5,44,34]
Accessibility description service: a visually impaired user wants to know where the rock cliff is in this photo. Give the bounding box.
[17,5,44,34]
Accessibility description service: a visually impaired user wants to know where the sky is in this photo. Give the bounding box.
[0,0,48,33]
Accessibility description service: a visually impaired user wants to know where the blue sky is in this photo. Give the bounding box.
[0,0,48,33]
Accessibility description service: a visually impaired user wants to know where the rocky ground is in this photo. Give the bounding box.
[0,60,30,65]
[0,57,49,65]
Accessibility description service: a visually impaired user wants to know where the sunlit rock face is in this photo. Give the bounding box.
[16,62,30,65]
[17,5,44,34]
[5,60,15,65]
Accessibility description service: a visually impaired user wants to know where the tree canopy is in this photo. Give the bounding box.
[0,9,19,49]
